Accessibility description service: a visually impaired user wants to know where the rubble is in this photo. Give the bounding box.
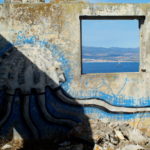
[1,144,12,150]
[93,144,102,150]
[120,144,145,150]
[1,119,150,150]
[127,129,147,145]
[114,130,125,141]
[68,119,150,150]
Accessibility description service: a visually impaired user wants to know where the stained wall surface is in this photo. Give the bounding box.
[0,0,150,140]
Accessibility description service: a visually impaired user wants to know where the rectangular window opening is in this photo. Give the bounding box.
[80,16,145,74]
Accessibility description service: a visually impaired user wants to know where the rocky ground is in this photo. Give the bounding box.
[1,119,150,150]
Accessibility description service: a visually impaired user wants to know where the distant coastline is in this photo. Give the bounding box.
[83,59,139,63]
[82,46,139,63]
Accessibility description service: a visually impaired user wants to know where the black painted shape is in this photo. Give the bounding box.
[0,35,94,150]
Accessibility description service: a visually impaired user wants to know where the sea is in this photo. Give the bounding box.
[82,62,139,74]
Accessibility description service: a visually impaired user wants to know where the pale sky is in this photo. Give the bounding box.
[0,0,150,3]
[86,0,150,3]
[82,20,139,48]
[1,0,150,3]
[45,0,150,3]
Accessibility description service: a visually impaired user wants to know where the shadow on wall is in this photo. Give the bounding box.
[0,35,94,150]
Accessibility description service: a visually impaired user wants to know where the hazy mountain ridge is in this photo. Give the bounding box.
[82,47,139,62]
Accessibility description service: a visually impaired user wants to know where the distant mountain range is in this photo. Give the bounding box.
[82,47,139,63]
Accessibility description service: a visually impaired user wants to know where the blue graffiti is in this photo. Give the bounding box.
[1,32,150,121]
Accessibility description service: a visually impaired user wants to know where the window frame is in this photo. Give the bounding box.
[80,16,145,75]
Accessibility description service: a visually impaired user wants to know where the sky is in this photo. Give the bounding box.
[45,0,150,3]
[46,0,150,2]
[82,20,139,48]
[1,0,150,4]
[3,0,149,3]
[46,0,150,3]
[86,0,150,3]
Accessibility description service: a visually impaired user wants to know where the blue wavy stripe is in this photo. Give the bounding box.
[84,106,150,120]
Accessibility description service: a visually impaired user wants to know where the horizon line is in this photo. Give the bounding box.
[82,46,139,49]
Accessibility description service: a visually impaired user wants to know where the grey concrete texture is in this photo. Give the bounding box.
[0,1,150,106]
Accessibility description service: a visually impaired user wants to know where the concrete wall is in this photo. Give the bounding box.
[4,0,44,4]
[0,0,150,141]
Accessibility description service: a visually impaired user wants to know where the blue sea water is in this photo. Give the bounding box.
[82,62,139,74]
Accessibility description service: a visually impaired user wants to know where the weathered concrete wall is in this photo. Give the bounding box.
[4,0,44,4]
[0,0,150,146]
